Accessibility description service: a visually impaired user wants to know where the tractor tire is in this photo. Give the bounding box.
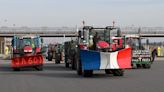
[142,64,151,69]
[65,62,69,68]
[35,65,43,71]
[83,70,93,77]
[55,59,60,64]
[77,60,82,75]
[71,62,76,70]
[13,68,20,71]
[105,69,112,74]
[55,54,61,64]
[55,60,60,64]
[136,64,141,68]
[71,57,77,70]
[112,69,124,76]
[48,56,52,61]
[65,56,69,68]
[132,64,138,69]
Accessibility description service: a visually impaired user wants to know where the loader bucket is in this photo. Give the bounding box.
[117,47,132,69]
[11,55,43,68]
[80,47,132,70]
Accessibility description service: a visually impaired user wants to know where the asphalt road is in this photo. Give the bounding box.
[0,59,164,92]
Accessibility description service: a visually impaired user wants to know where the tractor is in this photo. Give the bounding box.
[76,26,132,77]
[11,35,44,71]
[64,40,78,70]
[47,43,63,64]
[124,35,152,69]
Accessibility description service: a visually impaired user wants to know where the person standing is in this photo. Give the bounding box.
[151,48,157,63]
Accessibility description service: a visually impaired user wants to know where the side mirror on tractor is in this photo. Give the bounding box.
[78,30,82,38]
[41,47,47,53]
[41,38,43,43]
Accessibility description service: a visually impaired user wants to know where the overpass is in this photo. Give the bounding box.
[121,27,164,37]
[0,27,78,37]
[0,33,78,37]
[0,26,164,37]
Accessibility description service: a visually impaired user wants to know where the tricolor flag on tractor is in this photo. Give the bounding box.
[80,47,132,70]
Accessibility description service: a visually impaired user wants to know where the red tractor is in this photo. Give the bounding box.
[76,26,132,77]
[11,35,44,71]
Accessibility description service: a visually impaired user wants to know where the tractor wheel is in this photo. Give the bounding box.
[142,64,151,69]
[55,54,61,64]
[71,62,76,70]
[65,62,69,68]
[35,65,43,71]
[132,64,137,69]
[55,58,60,64]
[105,69,112,74]
[83,70,93,77]
[55,60,60,64]
[112,69,124,76]
[71,57,77,70]
[136,64,141,68]
[48,56,52,61]
[65,56,69,68]
[77,60,82,75]
[13,68,20,71]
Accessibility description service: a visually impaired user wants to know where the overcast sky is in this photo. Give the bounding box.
[0,0,163,27]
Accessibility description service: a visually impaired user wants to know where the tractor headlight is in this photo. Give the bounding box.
[89,35,93,38]
[24,50,32,52]
[83,40,86,43]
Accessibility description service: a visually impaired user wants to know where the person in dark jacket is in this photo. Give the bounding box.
[92,32,100,50]
[151,48,157,63]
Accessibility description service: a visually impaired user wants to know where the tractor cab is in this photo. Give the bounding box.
[78,26,123,52]
[125,35,144,50]
[12,35,42,57]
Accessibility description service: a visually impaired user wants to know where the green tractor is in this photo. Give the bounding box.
[64,40,78,70]
[124,35,152,69]
[47,43,63,64]
[55,44,64,64]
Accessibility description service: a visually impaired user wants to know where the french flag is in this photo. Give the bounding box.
[80,48,132,70]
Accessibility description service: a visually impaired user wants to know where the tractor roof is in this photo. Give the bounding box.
[15,35,39,39]
[125,34,140,38]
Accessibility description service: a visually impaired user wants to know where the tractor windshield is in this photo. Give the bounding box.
[90,28,117,42]
[23,38,32,46]
[34,37,40,47]
[126,37,140,50]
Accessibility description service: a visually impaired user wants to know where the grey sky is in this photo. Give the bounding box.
[0,0,163,27]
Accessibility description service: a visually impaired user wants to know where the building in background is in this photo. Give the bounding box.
[0,37,12,54]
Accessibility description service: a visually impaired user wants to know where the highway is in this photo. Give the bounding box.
[0,58,163,92]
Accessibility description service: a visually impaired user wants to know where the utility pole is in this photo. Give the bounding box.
[82,20,85,27]
[112,21,115,27]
